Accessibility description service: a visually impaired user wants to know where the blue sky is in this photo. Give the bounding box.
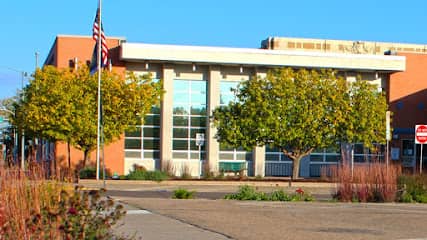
[1,0,426,99]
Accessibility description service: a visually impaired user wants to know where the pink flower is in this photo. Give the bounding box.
[68,207,77,215]
[296,188,304,195]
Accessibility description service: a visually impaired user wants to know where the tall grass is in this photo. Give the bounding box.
[332,161,401,202]
[0,166,64,239]
[0,165,127,239]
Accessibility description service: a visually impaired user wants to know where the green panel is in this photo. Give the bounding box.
[219,162,246,172]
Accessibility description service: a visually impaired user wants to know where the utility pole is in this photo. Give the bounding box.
[20,71,26,170]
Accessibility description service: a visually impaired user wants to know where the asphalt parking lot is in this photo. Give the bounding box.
[80,180,427,240]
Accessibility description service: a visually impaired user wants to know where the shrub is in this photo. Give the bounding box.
[173,188,195,199]
[126,169,169,182]
[79,166,109,179]
[0,166,128,239]
[397,174,427,203]
[224,185,314,202]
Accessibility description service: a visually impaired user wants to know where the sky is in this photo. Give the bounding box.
[1,0,427,99]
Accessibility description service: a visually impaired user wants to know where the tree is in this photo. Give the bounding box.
[338,79,387,162]
[212,68,387,179]
[15,65,162,168]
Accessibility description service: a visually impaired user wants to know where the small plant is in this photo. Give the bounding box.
[173,188,195,199]
[180,164,192,179]
[224,185,314,202]
[126,169,169,182]
[255,175,263,180]
[398,174,427,203]
[162,160,176,177]
[79,166,97,179]
[202,163,215,180]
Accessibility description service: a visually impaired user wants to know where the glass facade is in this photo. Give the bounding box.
[172,79,207,160]
[219,81,252,161]
[124,78,161,161]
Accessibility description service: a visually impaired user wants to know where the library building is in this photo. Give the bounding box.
[45,35,427,177]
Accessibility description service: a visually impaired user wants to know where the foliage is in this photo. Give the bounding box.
[224,185,314,202]
[397,174,427,203]
[14,65,163,167]
[332,162,401,202]
[173,188,196,199]
[126,169,169,182]
[79,166,109,179]
[339,79,388,147]
[0,166,128,239]
[212,68,388,179]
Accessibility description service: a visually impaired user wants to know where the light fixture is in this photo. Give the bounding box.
[240,66,243,74]
[192,63,197,72]
[145,61,149,70]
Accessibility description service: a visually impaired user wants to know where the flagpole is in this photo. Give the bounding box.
[96,0,102,181]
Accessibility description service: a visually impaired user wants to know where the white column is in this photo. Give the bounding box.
[253,68,268,177]
[160,65,174,171]
[207,66,221,173]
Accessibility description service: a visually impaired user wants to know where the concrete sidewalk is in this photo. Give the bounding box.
[114,200,232,240]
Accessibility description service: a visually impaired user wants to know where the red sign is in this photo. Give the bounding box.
[415,125,427,144]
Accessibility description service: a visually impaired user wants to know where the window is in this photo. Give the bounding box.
[172,79,207,160]
[124,79,160,160]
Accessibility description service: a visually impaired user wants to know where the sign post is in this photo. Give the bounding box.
[386,111,391,169]
[195,133,205,177]
[415,125,427,174]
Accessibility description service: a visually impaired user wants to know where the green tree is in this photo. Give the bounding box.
[212,68,386,179]
[15,65,162,168]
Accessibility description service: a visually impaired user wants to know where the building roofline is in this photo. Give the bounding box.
[56,34,126,41]
[121,42,406,71]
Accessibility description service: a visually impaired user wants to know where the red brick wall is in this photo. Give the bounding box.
[389,53,427,128]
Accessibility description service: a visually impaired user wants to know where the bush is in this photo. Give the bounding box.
[224,185,314,202]
[0,167,128,239]
[398,174,427,203]
[173,188,195,199]
[79,166,109,179]
[126,169,169,182]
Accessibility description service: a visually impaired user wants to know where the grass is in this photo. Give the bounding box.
[0,165,128,239]
[126,169,169,182]
[173,188,196,199]
[331,161,401,202]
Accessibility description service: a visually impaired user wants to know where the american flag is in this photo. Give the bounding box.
[92,7,108,67]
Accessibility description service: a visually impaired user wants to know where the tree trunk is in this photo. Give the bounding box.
[292,156,303,180]
[67,142,71,169]
[83,149,90,168]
